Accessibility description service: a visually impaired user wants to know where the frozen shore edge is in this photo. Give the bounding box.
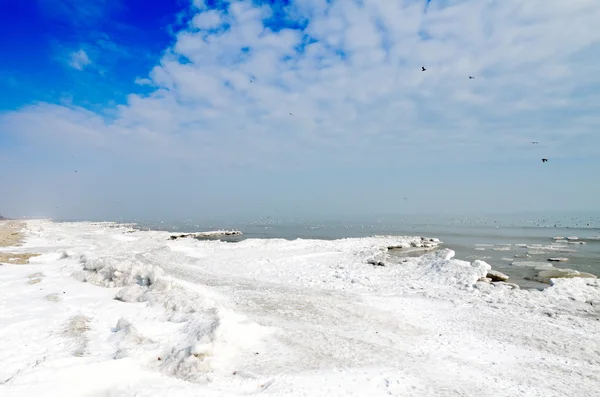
[1,219,599,396]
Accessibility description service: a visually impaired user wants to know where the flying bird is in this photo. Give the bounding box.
[532,141,539,144]
[289,112,293,115]
[469,76,475,79]
[421,66,426,71]
[541,158,548,163]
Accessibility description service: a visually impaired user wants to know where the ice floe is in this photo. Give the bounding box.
[534,268,597,284]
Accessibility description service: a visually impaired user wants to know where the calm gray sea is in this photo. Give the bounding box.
[132,212,600,289]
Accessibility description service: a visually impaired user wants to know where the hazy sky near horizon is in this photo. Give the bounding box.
[1,0,600,221]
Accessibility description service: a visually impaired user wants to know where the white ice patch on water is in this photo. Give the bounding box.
[511,261,554,268]
[535,268,597,284]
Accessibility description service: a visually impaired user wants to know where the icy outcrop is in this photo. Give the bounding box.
[169,230,243,240]
[414,250,491,290]
[73,253,164,288]
[487,270,509,282]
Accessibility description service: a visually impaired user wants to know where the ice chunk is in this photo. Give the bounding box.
[436,249,455,261]
[414,253,490,290]
[487,270,509,282]
[511,261,553,268]
[74,256,165,288]
[535,268,597,284]
[115,285,148,302]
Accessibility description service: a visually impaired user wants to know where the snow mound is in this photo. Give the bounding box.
[114,284,148,302]
[414,249,491,290]
[111,318,155,359]
[543,278,600,303]
[73,253,164,288]
[140,284,272,382]
[73,249,274,383]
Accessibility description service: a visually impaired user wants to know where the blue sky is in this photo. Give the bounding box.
[0,0,186,110]
[1,0,600,221]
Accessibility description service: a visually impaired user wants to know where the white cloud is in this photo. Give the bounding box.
[68,49,92,70]
[5,0,600,170]
[134,77,153,86]
[192,10,223,30]
[192,0,207,10]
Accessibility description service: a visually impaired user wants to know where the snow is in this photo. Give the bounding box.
[1,220,599,397]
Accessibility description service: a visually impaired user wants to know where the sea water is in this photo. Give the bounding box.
[133,211,600,289]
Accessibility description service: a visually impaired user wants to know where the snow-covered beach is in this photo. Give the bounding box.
[1,220,599,396]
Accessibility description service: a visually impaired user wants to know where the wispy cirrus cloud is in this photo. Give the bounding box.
[37,0,123,27]
[41,0,155,79]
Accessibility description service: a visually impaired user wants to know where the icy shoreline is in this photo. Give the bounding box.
[1,220,599,396]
